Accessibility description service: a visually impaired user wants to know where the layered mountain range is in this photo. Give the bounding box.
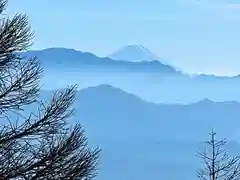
[34,85,240,180]
[19,45,240,180]
[22,45,240,104]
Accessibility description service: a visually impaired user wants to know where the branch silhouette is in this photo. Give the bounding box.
[0,0,100,179]
[197,130,240,180]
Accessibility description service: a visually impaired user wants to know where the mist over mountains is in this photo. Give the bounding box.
[35,84,240,180]
[22,45,240,104]
[19,45,240,180]
[68,84,240,140]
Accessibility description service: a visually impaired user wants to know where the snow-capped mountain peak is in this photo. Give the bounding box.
[108,44,161,62]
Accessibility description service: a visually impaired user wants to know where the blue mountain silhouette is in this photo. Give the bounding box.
[36,84,240,180]
[37,84,240,141]
[23,47,181,75]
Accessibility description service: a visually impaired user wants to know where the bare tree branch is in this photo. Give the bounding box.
[0,0,101,179]
[197,130,240,180]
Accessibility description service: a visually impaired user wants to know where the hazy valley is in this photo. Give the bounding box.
[17,45,240,180]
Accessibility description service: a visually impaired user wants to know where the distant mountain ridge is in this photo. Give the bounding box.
[23,47,181,75]
[23,47,240,78]
[78,84,240,106]
[39,84,240,140]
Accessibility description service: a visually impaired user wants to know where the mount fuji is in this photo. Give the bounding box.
[109,44,165,63]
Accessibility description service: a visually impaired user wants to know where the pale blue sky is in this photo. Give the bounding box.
[6,0,240,75]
